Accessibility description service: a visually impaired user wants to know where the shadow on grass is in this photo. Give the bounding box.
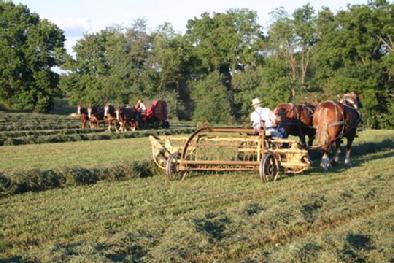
[306,139,394,173]
[0,256,24,263]
[51,241,84,256]
[346,233,375,251]
[193,212,231,242]
[95,231,153,263]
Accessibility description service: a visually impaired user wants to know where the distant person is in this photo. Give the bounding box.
[135,99,146,114]
[250,98,285,138]
[135,99,146,124]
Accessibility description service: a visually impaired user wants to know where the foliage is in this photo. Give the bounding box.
[313,1,393,128]
[1,2,394,128]
[190,73,234,124]
[0,2,66,112]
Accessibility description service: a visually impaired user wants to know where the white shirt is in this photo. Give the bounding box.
[139,103,146,113]
[250,106,276,130]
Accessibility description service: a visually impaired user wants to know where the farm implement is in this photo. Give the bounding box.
[149,127,310,182]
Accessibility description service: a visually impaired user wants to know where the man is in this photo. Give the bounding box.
[135,99,147,126]
[136,100,147,114]
[250,98,284,138]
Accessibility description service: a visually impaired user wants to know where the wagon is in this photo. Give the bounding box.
[149,127,310,182]
[140,100,170,129]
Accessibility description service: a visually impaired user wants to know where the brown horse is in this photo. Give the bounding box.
[115,106,137,132]
[77,105,89,128]
[87,105,105,128]
[104,103,118,131]
[273,103,316,148]
[313,92,362,170]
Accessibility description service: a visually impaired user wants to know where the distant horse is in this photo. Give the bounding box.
[77,105,89,128]
[115,106,137,132]
[87,105,105,128]
[273,103,316,148]
[104,104,118,131]
[313,92,362,170]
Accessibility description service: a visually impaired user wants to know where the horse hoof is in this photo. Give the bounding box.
[345,162,352,168]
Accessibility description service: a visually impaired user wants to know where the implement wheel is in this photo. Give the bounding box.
[166,153,182,180]
[259,153,279,182]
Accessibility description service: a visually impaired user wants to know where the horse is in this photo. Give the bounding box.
[313,92,362,170]
[104,103,118,131]
[273,103,316,148]
[87,105,105,128]
[115,106,137,132]
[77,105,89,128]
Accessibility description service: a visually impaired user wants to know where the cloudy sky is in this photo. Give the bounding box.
[15,0,367,55]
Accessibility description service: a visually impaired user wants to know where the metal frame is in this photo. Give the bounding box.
[149,126,310,181]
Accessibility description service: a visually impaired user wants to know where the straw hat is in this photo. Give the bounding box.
[251,98,261,107]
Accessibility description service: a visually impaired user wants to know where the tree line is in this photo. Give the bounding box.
[0,1,393,128]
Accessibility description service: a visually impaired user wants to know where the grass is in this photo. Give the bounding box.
[0,138,151,171]
[0,111,195,146]
[0,130,393,262]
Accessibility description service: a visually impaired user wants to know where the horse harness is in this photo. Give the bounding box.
[326,100,360,140]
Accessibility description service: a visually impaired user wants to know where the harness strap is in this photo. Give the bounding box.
[328,121,344,127]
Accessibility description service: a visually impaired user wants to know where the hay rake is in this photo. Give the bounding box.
[149,127,310,182]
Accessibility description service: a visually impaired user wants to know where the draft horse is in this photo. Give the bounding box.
[104,103,118,131]
[273,103,316,148]
[87,105,105,128]
[313,92,362,170]
[115,106,137,132]
[77,105,89,128]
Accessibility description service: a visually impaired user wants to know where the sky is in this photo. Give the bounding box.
[14,0,368,56]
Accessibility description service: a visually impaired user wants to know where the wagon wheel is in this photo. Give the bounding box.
[259,153,279,182]
[162,121,170,129]
[166,153,182,180]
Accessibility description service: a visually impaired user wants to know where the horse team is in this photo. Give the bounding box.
[273,92,362,171]
[78,100,169,132]
[77,93,362,171]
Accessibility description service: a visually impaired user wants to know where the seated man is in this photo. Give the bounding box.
[134,99,147,124]
[250,98,286,138]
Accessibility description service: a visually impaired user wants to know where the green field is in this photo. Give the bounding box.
[0,138,151,171]
[0,130,393,262]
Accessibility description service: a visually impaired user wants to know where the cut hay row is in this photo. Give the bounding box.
[0,128,107,139]
[0,127,195,146]
[0,111,195,132]
[0,161,156,197]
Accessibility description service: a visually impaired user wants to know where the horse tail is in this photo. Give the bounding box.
[316,107,329,146]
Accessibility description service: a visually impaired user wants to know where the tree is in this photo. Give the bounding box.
[0,2,66,111]
[267,5,316,100]
[313,1,393,128]
[185,9,264,118]
[191,73,234,124]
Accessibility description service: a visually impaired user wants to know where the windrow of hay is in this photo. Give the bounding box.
[0,128,195,146]
[0,160,157,197]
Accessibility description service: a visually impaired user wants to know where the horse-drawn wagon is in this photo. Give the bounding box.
[149,126,310,182]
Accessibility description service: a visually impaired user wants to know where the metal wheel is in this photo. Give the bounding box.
[166,153,181,180]
[259,153,279,182]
